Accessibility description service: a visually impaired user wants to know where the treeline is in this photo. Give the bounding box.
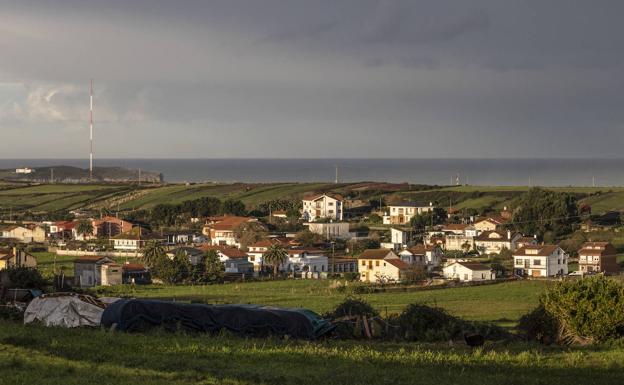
[151,197,246,226]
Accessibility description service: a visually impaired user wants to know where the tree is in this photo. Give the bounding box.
[141,240,166,269]
[233,222,267,250]
[512,188,579,237]
[76,220,94,238]
[221,199,246,216]
[189,250,225,284]
[263,244,288,278]
[203,250,225,282]
[153,250,192,284]
[295,230,324,247]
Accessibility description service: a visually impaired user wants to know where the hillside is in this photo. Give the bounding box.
[0,181,622,216]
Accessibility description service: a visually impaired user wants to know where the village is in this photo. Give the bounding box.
[0,186,619,292]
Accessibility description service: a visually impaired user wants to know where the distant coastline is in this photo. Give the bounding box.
[0,158,622,186]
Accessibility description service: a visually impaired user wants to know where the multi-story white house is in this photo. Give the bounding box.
[305,222,351,239]
[513,245,568,277]
[383,202,433,225]
[301,194,343,222]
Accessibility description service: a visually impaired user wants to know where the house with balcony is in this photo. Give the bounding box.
[301,193,344,222]
[513,245,568,277]
[473,216,508,232]
[578,242,619,275]
[383,202,433,225]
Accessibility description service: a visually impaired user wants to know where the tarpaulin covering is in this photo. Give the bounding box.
[101,299,334,339]
[24,294,104,327]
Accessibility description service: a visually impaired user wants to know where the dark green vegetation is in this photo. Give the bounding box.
[521,276,624,344]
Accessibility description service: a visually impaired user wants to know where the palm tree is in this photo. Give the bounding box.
[263,244,288,278]
[141,240,166,269]
[76,220,94,239]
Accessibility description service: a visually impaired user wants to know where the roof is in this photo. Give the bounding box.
[442,223,469,231]
[199,244,248,258]
[475,230,513,242]
[167,247,204,256]
[302,193,343,202]
[454,262,492,271]
[74,256,113,264]
[250,239,283,248]
[475,215,508,225]
[122,263,147,271]
[111,228,164,240]
[358,249,394,260]
[209,216,256,231]
[513,245,561,257]
[386,259,411,270]
[404,244,432,255]
[389,201,432,208]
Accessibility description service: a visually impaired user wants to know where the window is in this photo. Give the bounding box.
[375,261,380,266]
[328,202,334,206]
[383,262,386,267]
[463,274,468,280]
[361,260,366,266]
[515,259,522,265]
[533,259,541,266]
[249,256,255,262]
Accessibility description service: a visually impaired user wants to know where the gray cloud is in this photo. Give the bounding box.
[0,0,623,158]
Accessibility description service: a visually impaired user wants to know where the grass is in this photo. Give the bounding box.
[1,319,624,384]
[94,279,548,325]
[1,181,623,214]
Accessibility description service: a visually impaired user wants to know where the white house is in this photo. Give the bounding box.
[383,202,433,225]
[111,229,165,251]
[306,222,351,239]
[513,245,568,277]
[398,244,443,270]
[203,216,261,248]
[474,230,521,254]
[283,250,328,276]
[15,167,34,174]
[301,194,343,222]
[443,262,496,282]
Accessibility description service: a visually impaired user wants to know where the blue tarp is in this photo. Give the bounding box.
[101,299,334,339]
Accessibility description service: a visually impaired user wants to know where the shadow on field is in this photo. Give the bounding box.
[2,327,624,385]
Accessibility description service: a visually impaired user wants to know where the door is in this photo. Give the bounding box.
[531,270,541,277]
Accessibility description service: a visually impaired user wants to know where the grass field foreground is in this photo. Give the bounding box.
[0,319,623,385]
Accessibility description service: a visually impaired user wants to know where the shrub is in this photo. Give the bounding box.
[327,297,378,319]
[4,267,48,290]
[517,304,559,344]
[540,276,624,343]
[395,304,463,342]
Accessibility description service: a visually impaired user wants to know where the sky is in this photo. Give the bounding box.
[0,0,623,159]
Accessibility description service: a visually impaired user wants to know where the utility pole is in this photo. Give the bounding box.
[334,165,339,184]
[138,168,141,186]
[592,176,595,188]
[50,168,54,183]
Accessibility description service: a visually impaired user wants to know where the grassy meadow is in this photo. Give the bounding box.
[2,317,624,385]
[93,279,548,325]
[0,181,623,215]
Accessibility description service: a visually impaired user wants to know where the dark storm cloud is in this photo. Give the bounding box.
[0,0,623,158]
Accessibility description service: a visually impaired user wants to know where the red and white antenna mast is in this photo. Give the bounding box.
[89,79,94,181]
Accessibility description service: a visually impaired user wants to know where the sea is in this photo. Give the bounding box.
[0,158,623,187]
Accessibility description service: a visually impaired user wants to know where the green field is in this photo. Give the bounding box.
[1,315,624,384]
[0,181,622,215]
[94,280,548,324]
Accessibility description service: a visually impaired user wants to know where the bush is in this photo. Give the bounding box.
[395,304,463,342]
[327,297,378,319]
[539,276,624,343]
[517,304,559,344]
[4,267,48,290]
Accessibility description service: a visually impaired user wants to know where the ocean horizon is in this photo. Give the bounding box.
[0,158,623,187]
